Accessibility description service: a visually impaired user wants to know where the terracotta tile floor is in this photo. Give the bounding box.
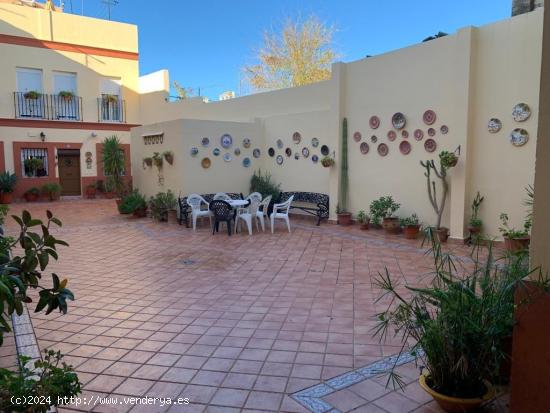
[4,199,508,413]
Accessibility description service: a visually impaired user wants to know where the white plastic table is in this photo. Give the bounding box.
[228,199,249,208]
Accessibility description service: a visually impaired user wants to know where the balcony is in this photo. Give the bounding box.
[14,92,83,121]
[97,95,126,123]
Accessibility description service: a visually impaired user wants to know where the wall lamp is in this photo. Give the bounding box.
[40,132,46,142]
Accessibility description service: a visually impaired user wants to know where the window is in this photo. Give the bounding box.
[21,148,48,177]
[16,68,45,118]
[99,77,122,122]
[53,71,80,120]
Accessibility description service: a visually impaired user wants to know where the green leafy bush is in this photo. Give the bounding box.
[369,196,400,224]
[41,183,62,201]
[119,190,147,214]
[356,210,369,223]
[149,190,176,221]
[0,350,81,412]
[400,213,420,227]
[250,169,281,200]
[0,172,16,194]
[25,187,40,196]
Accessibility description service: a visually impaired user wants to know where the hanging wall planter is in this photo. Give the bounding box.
[143,157,153,168]
[163,151,174,165]
[321,156,335,168]
[152,152,163,169]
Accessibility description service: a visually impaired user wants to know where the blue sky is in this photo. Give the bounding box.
[66,0,510,100]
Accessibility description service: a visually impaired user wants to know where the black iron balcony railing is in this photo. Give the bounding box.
[14,92,83,121]
[98,95,126,123]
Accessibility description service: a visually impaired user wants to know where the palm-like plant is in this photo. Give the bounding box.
[102,136,125,197]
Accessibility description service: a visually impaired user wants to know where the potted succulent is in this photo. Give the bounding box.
[118,190,147,217]
[23,90,41,100]
[468,192,484,237]
[142,157,153,168]
[0,172,17,204]
[401,213,421,239]
[163,151,174,165]
[58,90,75,101]
[24,187,40,202]
[321,155,335,168]
[421,150,458,242]
[499,213,530,252]
[85,183,97,199]
[41,183,62,201]
[369,196,401,234]
[149,190,177,222]
[357,210,370,230]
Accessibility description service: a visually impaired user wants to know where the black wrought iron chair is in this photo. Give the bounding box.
[209,200,235,236]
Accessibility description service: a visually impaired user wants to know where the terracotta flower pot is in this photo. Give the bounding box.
[337,212,352,226]
[382,217,400,234]
[434,227,449,243]
[133,207,147,218]
[24,192,39,202]
[359,221,370,230]
[504,236,530,253]
[104,191,115,199]
[468,226,481,235]
[85,187,96,199]
[0,192,13,204]
[419,374,494,413]
[403,225,420,239]
[167,209,178,224]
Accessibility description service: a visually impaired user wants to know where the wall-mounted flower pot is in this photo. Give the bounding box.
[337,212,352,226]
[0,192,13,204]
[164,153,174,165]
[434,227,449,243]
[403,225,421,239]
[504,236,530,253]
[382,217,400,234]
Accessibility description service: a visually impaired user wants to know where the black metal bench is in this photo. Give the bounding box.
[277,191,329,226]
[178,193,243,227]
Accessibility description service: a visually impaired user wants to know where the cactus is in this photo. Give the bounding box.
[421,153,456,229]
[339,118,349,212]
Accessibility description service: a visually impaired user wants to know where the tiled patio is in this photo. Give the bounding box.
[4,199,508,413]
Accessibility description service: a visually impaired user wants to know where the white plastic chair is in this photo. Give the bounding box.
[187,194,211,231]
[270,195,294,233]
[237,192,262,216]
[235,198,260,235]
[213,192,231,201]
[256,195,272,232]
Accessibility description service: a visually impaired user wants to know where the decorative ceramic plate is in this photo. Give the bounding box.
[440,125,449,135]
[427,128,436,137]
[221,134,233,148]
[512,103,531,122]
[423,110,436,125]
[371,135,377,143]
[212,147,221,156]
[285,148,292,157]
[242,138,251,148]
[387,131,397,141]
[190,147,199,157]
[402,130,409,139]
[234,148,241,156]
[276,139,284,149]
[268,147,275,157]
[312,154,319,163]
[488,118,502,133]
[399,140,411,155]
[242,157,251,167]
[353,131,362,142]
[510,128,529,146]
[302,147,310,158]
[276,155,283,165]
[360,142,369,154]
[424,138,437,152]
[377,143,389,156]
[201,137,210,147]
[293,132,302,144]
[253,148,261,158]
[414,129,424,140]
[369,115,380,129]
[321,145,330,156]
[392,112,406,129]
[201,157,211,168]
[311,137,319,147]
[294,153,300,160]
[223,153,232,162]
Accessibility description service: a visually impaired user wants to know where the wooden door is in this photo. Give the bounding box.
[58,155,81,195]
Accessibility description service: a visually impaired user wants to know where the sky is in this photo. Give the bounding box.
[63,0,511,101]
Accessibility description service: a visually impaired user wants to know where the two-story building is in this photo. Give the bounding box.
[0,0,138,198]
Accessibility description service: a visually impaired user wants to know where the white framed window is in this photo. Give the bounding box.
[21,148,48,177]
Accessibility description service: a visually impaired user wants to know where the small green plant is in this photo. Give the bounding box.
[41,183,62,201]
[0,205,8,226]
[357,210,369,224]
[24,158,44,176]
[152,152,163,169]
[369,196,400,223]
[469,192,484,228]
[103,94,118,103]
[23,90,41,100]
[119,190,147,214]
[250,169,281,200]
[0,172,16,194]
[0,350,81,412]
[400,213,420,227]
[499,213,530,239]
[439,150,458,169]
[149,190,177,221]
[25,187,40,196]
[57,90,75,100]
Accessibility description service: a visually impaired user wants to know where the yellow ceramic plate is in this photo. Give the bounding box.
[201,157,211,169]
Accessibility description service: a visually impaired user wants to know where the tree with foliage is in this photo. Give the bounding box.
[173,81,194,100]
[102,136,126,197]
[244,16,337,90]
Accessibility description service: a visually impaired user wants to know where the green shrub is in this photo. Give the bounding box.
[119,190,147,214]
[369,196,400,224]
[42,183,62,201]
[25,187,40,195]
[250,169,281,200]
[400,213,420,227]
[102,136,125,197]
[0,172,16,194]
[149,190,176,221]
[0,205,8,226]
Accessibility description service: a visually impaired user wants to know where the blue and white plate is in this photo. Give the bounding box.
[276,155,283,165]
[201,137,210,147]
[243,138,251,148]
[221,134,233,148]
[253,148,261,158]
[242,157,251,167]
[223,153,232,162]
[312,154,319,163]
[213,147,221,156]
[190,147,199,157]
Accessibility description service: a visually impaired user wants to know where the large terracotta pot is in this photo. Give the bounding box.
[504,236,530,253]
[167,209,178,224]
[434,227,449,243]
[0,192,13,204]
[133,207,147,218]
[403,225,420,239]
[24,192,39,202]
[85,187,96,199]
[359,220,370,230]
[382,217,400,234]
[337,212,352,226]
[419,374,494,413]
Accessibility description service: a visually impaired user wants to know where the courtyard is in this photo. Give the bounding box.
[2,199,508,412]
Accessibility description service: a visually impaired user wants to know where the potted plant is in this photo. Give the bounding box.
[0,172,17,204]
[143,157,153,168]
[336,118,352,225]
[58,90,75,101]
[118,190,147,217]
[103,94,118,104]
[499,213,530,252]
[369,196,401,234]
[23,90,41,100]
[41,183,62,201]
[468,192,484,237]
[321,155,335,168]
[401,213,421,239]
[163,151,174,165]
[85,183,97,199]
[421,150,458,242]
[149,190,177,222]
[24,158,44,177]
[102,136,126,203]
[373,234,531,412]
[335,204,352,226]
[357,210,370,230]
[24,187,40,202]
[152,152,163,169]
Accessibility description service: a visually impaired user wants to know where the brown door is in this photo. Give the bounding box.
[58,154,81,195]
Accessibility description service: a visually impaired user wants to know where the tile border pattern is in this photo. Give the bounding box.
[291,351,418,413]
